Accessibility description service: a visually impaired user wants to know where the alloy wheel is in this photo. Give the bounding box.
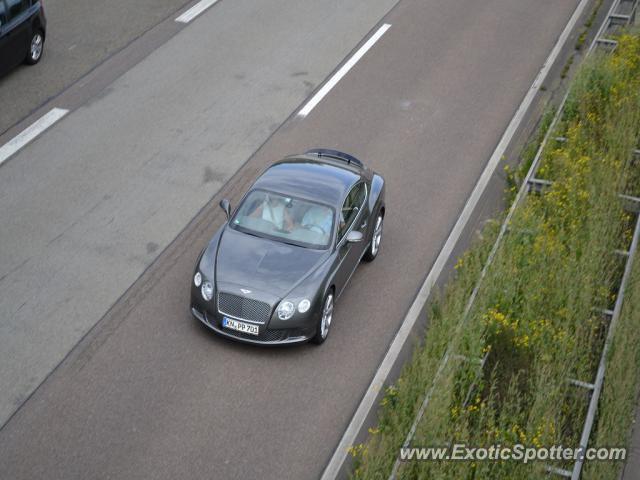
[31,33,43,62]
[320,293,334,339]
[371,215,383,256]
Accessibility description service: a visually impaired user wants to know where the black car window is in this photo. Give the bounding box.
[0,2,6,26]
[5,0,29,20]
[338,183,366,240]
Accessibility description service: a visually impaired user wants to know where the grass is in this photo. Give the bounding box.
[504,105,556,204]
[561,54,575,79]
[576,0,604,51]
[583,249,640,480]
[350,32,640,479]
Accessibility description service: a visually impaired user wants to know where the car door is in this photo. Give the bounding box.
[0,0,10,75]
[333,182,369,296]
[1,0,31,71]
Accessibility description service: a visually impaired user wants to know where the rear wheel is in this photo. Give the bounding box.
[25,30,44,65]
[363,213,383,262]
[311,291,334,345]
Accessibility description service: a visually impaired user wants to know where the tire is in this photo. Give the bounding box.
[25,30,45,65]
[311,290,334,345]
[362,212,383,262]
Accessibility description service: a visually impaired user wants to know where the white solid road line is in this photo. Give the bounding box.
[0,108,69,168]
[320,0,592,478]
[298,23,391,117]
[175,0,221,23]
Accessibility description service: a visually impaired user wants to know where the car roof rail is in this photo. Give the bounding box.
[305,148,363,168]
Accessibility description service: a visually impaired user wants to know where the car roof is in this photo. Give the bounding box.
[252,156,362,207]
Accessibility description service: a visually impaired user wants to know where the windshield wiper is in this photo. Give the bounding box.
[236,226,310,249]
[274,238,304,248]
[236,227,264,240]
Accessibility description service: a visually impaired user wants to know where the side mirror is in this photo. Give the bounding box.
[219,199,231,219]
[346,230,363,243]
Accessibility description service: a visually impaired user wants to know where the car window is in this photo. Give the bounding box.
[338,183,366,240]
[230,190,335,249]
[5,0,29,20]
[0,2,6,26]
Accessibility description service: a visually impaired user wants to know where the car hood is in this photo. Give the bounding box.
[215,227,328,298]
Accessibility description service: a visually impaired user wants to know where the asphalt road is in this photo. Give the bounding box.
[0,0,399,427]
[0,0,193,134]
[0,0,582,479]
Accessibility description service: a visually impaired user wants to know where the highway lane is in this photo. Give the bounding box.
[0,0,195,134]
[0,0,582,479]
[0,0,399,428]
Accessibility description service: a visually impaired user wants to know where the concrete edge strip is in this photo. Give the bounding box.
[0,108,68,168]
[319,0,592,478]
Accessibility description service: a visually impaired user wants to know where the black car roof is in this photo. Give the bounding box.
[252,156,362,207]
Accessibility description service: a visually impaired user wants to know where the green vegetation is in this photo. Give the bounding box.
[583,249,640,480]
[561,53,575,79]
[351,33,640,479]
[505,106,556,204]
[576,0,604,51]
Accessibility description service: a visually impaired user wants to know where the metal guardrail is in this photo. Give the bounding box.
[388,1,640,478]
[568,184,640,480]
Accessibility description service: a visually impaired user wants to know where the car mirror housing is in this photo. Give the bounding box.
[346,231,364,243]
[219,198,231,219]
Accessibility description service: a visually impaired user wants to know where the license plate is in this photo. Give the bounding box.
[222,317,259,336]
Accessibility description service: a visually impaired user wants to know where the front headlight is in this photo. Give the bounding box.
[194,272,202,287]
[277,301,295,320]
[298,299,311,313]
[201,281,213,301]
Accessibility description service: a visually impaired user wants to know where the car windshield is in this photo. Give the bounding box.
[230,190,335,249]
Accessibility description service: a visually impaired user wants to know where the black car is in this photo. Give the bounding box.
[0,0,46,77]
[191,149,385,345]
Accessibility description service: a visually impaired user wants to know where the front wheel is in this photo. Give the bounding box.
[25,30,45,65]
[362,213,383,262]
[311,291,334,345]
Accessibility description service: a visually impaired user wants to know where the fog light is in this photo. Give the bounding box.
[201,281,213,301]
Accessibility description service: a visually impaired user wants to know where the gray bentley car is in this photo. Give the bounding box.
[190,149,385,345]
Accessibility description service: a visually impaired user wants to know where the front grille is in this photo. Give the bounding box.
[225,328,288,342]
[220,326,307,343]
[217,292,272,324]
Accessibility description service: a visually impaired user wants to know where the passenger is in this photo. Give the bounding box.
[301,205,333,237]
[250,193,294,231]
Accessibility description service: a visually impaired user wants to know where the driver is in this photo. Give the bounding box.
[250,193,294,231]
[301,205,333,238]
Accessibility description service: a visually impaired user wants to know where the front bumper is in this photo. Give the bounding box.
[191,306,313,345]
